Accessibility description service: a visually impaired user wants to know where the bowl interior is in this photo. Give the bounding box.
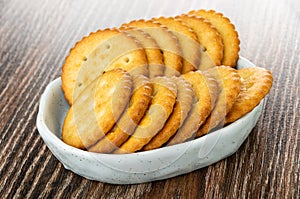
[40,80,69,139]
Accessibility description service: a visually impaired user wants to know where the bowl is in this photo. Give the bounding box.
[36,57,263,184]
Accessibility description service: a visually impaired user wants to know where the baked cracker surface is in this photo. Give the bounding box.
[115,76,177,153]
[153,17,201,73]
[62,68,133,148]
[167,70,218,145]
[225,67,273,123]
[197,66,241,137]
[143,76,194,150]
[120,27,164,78]
[89,75,153,153]
[122,19,183,76]
[176,14,224,69]
[62,29,147,105]
[189,9,240,67]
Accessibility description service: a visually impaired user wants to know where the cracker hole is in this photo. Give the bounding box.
[124,57,130,63]
[83,57,87,61]
[106,44,111,50]
[78,82,83,87]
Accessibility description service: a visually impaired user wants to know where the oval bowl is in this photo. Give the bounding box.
[36,57,263,184]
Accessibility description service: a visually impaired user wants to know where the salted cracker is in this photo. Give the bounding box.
[189,9,240,67]
[225,67,273,123]
[122,19,183,76]
[167,70,218,145]
[153,17,201,73]
[62,69,133,148]
[62,28,147,105]
[143,76,194,150]
[176,14,224,69]
[89,75,153,153]
[115,76,177,153]
[196,66,241,137]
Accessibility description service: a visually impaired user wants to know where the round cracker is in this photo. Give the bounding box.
[196,66,241,137]
[62,68,133,148]
[122,19,183,76]
[153,17,201,74]
[189,9,240,67]
[225,67,273,123]
[176,14,224,69]
[167,70,218,145]
[62,28,147,105]
[114,76,177,154]
[143,76,194,151]
[62,106,85,149]
[89,75,153,153]
[120,27,164,78]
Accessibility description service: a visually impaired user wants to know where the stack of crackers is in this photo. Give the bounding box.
[61,10,273,154]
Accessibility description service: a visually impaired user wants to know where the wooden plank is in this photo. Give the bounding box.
[0,0,299,198]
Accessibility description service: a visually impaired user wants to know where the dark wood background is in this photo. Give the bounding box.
[0,0,299,198]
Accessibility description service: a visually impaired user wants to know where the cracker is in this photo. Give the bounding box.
[153,17,201,73]
[114,77,177,154]
[167,70,218,145]
[176,14,224,69]
[62,28,147,105]
[143,76,194,150]
[225,67,273,123]
[189,10,240,67]
[62,107,85,149]
[120,27,164,78]
[196,66,241,137]
[62,68,133,148]
[89,75,153,153]
[122,19,183,76]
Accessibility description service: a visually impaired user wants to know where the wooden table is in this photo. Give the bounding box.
[1,0,299,198]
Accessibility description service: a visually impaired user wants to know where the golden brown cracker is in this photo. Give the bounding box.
[143,76,194,151]
[167,100,200,145]
[176,14,224,68]
[62,68,133,148]
[225,67,273,123]
[120,27,164,78]
[196,66,241,137]
[62,28,147,105]
[89,75,153,153]
[167,70,218,145]
[153,17,201,73]
[62,106,85,149]
[114,77,177,154]
[122,19,183,76]
[189,9,240,67]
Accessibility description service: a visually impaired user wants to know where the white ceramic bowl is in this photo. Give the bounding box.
[36,57,263,184]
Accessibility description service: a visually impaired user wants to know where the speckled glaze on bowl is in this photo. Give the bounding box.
[36,57,263,184]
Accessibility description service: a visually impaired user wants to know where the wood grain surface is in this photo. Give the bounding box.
[0,0,299,198]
